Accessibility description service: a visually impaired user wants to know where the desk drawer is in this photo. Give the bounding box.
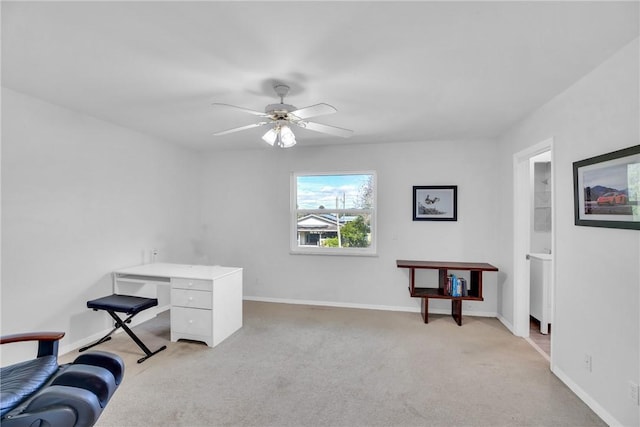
[172,278,212,291]
[171,306,212,336]
[171,288,212,310]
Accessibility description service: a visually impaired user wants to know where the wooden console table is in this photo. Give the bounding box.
[396,260,498,325]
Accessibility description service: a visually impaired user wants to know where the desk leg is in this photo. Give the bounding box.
[409,268,416,295]
[421,298,429,323]
[451,299,462,326]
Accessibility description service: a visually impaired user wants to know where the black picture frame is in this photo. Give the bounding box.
[413,185,457,221]
[573,145,640,230]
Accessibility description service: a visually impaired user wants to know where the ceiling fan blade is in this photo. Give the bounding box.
[214,122,269,136]
[289,103,337,120]
[212,103,268,117]
[296,121,353,138]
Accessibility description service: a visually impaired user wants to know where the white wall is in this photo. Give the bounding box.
[496,39,639,427]
[201,139,500,315]
[1,88,202,364]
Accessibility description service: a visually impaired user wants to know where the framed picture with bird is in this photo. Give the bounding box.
[413,185,457,221]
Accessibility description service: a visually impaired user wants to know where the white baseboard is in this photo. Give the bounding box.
[60,328,117,357]
[244,296,497,318]
[524,337,550,362]
[60,306,170,356]
[497,313,515,334]
[498,314,614,425]
[60,296,614,427]
[552,365,621,426]
[425,307,498,318]
[243,295,420,313]
[60,315,158,357]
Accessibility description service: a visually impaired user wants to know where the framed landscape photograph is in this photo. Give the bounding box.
[413,185,457,221]
[573,145,640,230]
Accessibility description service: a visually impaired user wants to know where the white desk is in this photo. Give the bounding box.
[113,263,243,347]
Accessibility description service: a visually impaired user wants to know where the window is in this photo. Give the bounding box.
[291,171,376,255]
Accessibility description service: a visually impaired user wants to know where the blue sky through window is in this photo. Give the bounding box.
[297,174,371,210]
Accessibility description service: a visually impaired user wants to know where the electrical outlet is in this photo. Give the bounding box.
[628,381,639,406]
[583,354,592,372]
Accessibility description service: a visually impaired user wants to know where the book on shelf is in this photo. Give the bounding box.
[460,277,468,297]
[447,274,467,297]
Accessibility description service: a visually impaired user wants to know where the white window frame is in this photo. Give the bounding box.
[291,171,377,256]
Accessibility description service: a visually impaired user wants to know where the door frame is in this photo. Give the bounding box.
[512,138,555,342]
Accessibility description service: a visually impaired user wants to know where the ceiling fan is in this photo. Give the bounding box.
[212,83,353,148]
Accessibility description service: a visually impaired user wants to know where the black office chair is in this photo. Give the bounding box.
[80,294,166,363]
[1,332,124,427]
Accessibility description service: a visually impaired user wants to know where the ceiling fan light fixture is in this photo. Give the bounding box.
[262,127,278,146]
[278,125,296,148]
[213,82,352,147]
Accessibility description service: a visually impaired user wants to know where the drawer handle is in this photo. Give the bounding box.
[188,296,193,301]
[188,282,193,287]
[189,320,194,324]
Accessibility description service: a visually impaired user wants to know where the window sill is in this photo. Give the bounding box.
[289,249,378,257]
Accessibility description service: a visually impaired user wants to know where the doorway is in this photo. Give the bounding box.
[513,139,555,362]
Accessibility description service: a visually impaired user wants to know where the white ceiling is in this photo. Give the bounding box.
[2,1,638,151]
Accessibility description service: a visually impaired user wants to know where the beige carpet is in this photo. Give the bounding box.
[61,301,604,427]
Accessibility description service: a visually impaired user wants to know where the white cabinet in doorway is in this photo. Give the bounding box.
[529,254,552,334]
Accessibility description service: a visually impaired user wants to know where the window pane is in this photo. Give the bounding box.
[297,174,373,210]
[296,213,372,248]
[293,171,376,255]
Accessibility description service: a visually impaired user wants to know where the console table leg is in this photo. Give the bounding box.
[451,299,462,326]
[421,298,429,323]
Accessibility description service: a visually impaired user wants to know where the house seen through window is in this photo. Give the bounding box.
[291,172,376,255]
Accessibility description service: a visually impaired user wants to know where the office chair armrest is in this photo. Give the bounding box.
[0,332,65,357]
[0,332,65,344]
